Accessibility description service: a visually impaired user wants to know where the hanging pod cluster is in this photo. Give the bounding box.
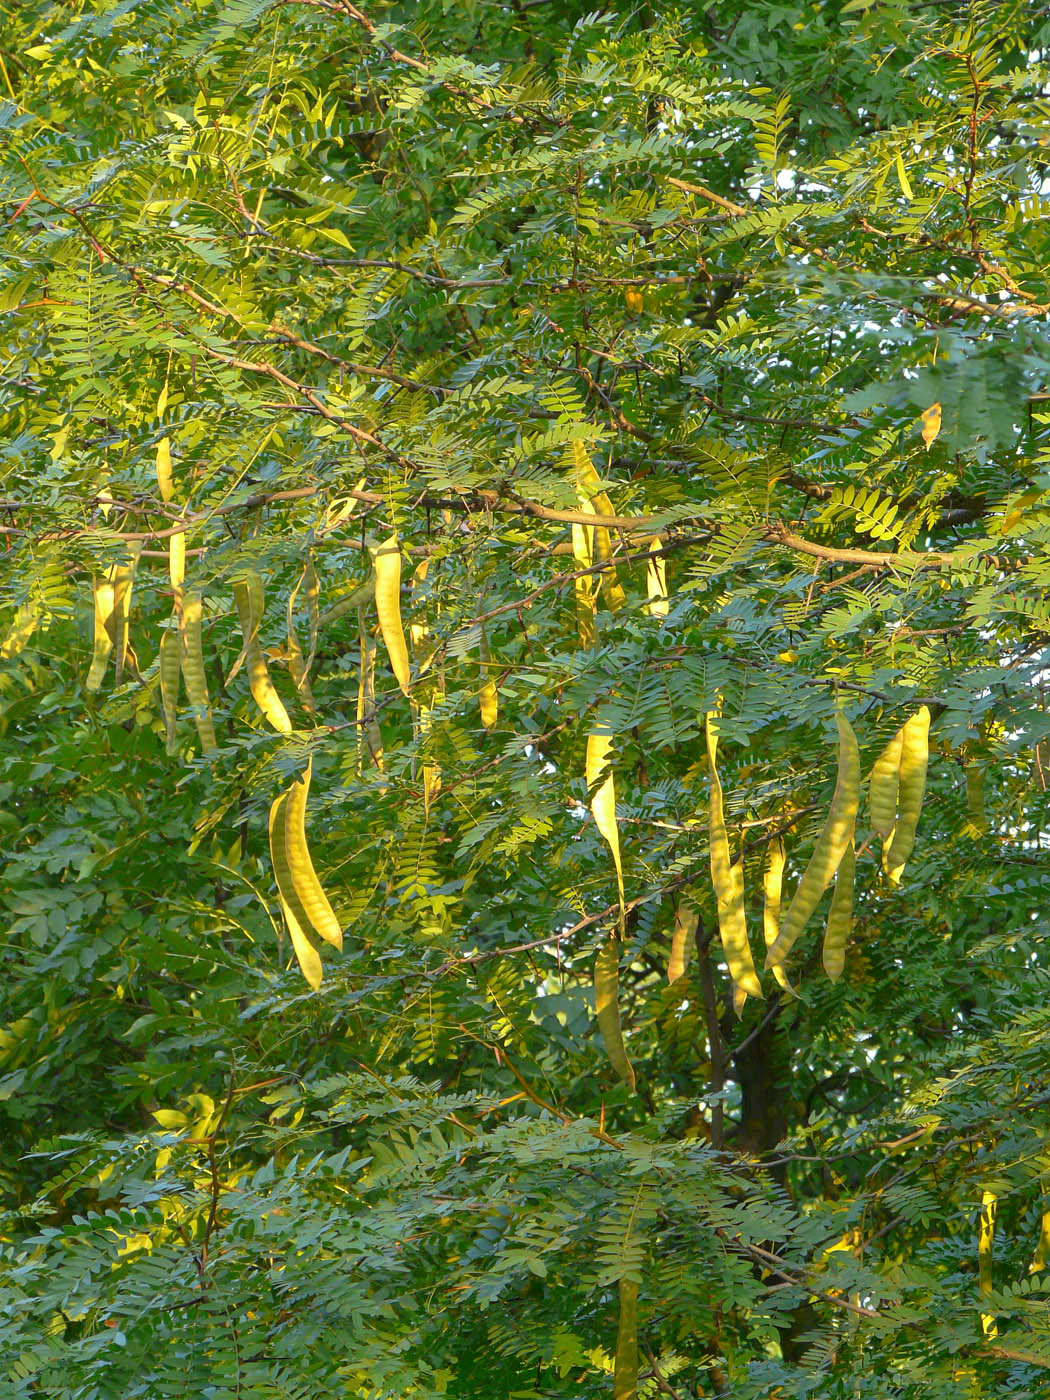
[268,757,342,988]
[86,545,141,693]
[867,706,931,885]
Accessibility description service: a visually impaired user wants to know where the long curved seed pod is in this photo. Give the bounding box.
[869,727,903,848]
[884,706,931,886]
[357,606,384,777]
[158,627,181,755]
[233,574,291,734]
[979,1189,998,1338]
[372,532,411,696]
[668,898,697,985]
[282,758,341,949]
[156,436,174,503]
[762,836,793,995]
[479,623,498,729]
[110,545,141,687]
[706,715,762,1012]
[304,554,319,674]
[226,570,264,685]
[1028,1209,1050,1274]
[86,578,115,692]
[178,588,218,755]
[645,537,668,619]
[822,837,855,982]
[765,709,859,969]
[613,1276,639,1400]
[0,602,39,660]
[268,792,323,989]
[573,523,599,648]
[572,441,625,612]
[594,937,635,1090]
[965,765,987,837]
[587,733,624,925]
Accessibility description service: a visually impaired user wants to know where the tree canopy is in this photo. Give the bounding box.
[2,0,1050,1395]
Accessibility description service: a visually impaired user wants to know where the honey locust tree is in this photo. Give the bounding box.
[2,0,1050,1395]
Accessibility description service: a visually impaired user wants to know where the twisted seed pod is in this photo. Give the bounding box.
[572,523,599,648]
[822,838,855,982]
[158,626,181,756]
[233,574,291,734]
[1028,1210,1050,1275]
[178,588,218,755]
[268,792,323,989]
[282,758,341,950]
[869,727,903,847]
[86,579,115,692]
[979,1188,998,1338]
[884,706,931,885]
[0,602,39,660]
[762,836,794,995]
[668,899,697,985]
[706,716,762,1011]
[594,937,635,1090]
[645,537,668,619]
[372,533,411,695]
[613,1276,639,1400]
[226,570,264,684]
[765,710,859,969]
[595,524,626,612]
[587,733,624,923]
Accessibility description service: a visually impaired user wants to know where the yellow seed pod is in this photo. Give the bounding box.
[869,727,903,846]
[765,710,859,970]
[668,898,697,985]
[595,525,626,612]
[158,626,181,756]
[86,578,116,692]
[979,1188,997,1338]
[282,758,341,950]
[479,624,498,729]
[233,574,292,734]
[762,836,793,995]
[372,532,411,696]
[706,715,762,1011]
[1028,1209,1050,1275]
[225,570,263,684]
[156,436,174,503]
[884,706,931,885]
[822,838,855,982]
[109,546,141,687]
[178,588,218,755]
[572,523,599,648]
[0,602,39,660]
[645,538,668,619]
[594,937,635,1090]
[268,792,323,989]
[613,1276,639,1400]
[356,606,383,775]
[587,733,625,923]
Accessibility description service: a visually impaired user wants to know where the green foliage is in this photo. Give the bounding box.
[2,0,1050,1395]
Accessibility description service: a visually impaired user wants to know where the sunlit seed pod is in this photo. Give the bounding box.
[884,706,931,886]
[869,727,903,847]
[282,758,341,950]
[762,836,794,995]
[479,624,498,729]
[178,588,218,755]
[233,575,292,734]
[86,578,115,692]
[821,838,855,982]
[706,715,762,1011]
[372,532,411,696]
[156,437,174,503]
[1028,1209,1050,1275]
[668,899,698,985]
[109,546,141,687]
[594,937,635,1090]
[645,537,668,619]
[979,1188,998,1338]
[613,1276,639,1400]
[268,792,323,989]
[573,523,599,648]
[595,525,626,612]
[0,602,39,660]
[587,733,625,924]
[765,709,859,969]
[158,626,181,756]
